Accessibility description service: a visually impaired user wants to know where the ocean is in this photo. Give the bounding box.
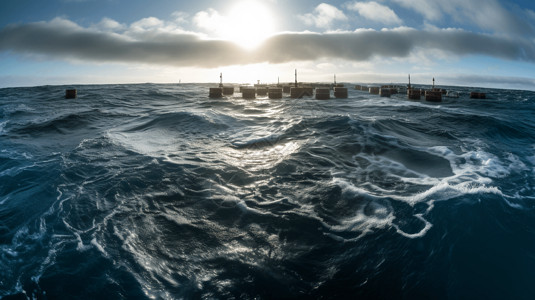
[1,83,534,299]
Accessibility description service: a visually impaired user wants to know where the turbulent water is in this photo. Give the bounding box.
[1,83,535,299]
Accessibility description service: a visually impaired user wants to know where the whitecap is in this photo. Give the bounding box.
[393,214,433,239]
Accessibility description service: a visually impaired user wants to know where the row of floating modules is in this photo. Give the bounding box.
[209,85,348,99]
[354,84,486,102]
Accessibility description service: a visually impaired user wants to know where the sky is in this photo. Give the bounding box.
[1,0,535,90]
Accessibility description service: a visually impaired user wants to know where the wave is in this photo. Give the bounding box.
[123,111,230,133]
[11,110,101,136]
[1,84,535,299]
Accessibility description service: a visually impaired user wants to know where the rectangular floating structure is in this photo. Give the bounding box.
[242,88,256,99]
[425,90,442,102]
[369,87,380,95]
[470,92,486,99]
[354,85,362,90]
[381,85,398,94]
[334,87,348,98]
[290,87,313,98]
[290,87,314,99]
[256,87,268,96]
[65,89,77,99]
[268,88,283,99]
[379,88,391,97]
[407,89,421,100]
[222,87,234,95]
[209,87,222,98]
[361,86,368,91]
[315,88,330,100]
[239,85,251,92]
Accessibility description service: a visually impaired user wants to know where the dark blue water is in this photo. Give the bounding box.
[1,84,534,299]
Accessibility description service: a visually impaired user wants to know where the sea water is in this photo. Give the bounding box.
[1,84,534,299]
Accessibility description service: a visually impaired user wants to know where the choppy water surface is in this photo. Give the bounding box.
[1,84,535,299]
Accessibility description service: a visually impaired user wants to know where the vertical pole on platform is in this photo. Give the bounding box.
[295,69,297,87]
[219,73,223,88]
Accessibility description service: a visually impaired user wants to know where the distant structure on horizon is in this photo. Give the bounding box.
[207,71,489,101]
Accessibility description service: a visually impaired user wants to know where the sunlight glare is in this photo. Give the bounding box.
[222,1,276,50]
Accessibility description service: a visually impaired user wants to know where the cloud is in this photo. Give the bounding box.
[257,28,535,63]
[391,0,535,36]
[193,8,226,35]
[171,11,189,24]
[0,18,244,68]
[346,1,402,25]
[390,0,440,20]
[299,3,348,29]
[92,17,126,32]
[130,17,165,31]
[1,18,535,69]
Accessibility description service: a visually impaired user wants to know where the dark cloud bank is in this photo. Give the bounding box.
[1,19,535,67]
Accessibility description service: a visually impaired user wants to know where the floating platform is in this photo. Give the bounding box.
[407,89,421,100]
[268,88,283,99]
[425,90,442,102]
[222,87,234,95]
[470,92,486,99]
[209,87,222,98]
[239,85,253,92]
[379,88,391,97]
[381,85,398,94]
[290,87,313,98]
[256,87,268,96]
[334,87,348,98]
[65,89,77,99]
[369,87,380,95]
[242,88,256,99]
[315,88,330,100]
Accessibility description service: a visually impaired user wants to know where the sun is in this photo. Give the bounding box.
[222,1,276,50]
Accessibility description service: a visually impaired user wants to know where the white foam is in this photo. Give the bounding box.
[106,130,179,158]
[322,178,398,240]
[236,200,272,216]
[393,214,433,239]
[398,180,504,204]
[332,177,381,200]
[0,120,7,134]
[0,195,8,205]
[330,142,515,238]
[74,232,91,252]
[427,145,527,180]
[90,238,109,257]
[503,198,525,209]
